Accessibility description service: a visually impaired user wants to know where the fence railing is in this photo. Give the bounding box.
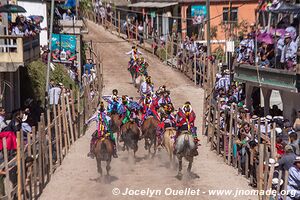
[204,98,289,200]
[0,42,103,200]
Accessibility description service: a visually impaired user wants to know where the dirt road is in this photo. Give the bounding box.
[39,21,257,200]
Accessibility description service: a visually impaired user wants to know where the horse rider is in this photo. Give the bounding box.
[118,95,132,125]
[174,102,199,155]
[156,86,172,107]
[126,46,142,68]
[107,89,120,114]
[86,102,118,158]
[141,94,159,123]
[140,76,154,100]
[157,103,176,145]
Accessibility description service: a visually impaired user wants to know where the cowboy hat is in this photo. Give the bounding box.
[294,156,300,164]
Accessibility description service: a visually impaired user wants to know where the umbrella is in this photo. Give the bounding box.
[257,33,274,44]
[0,4,26,13]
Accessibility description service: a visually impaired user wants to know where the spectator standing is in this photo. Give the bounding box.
[138,23,144,44]
[49,83,62,105]
[287,157,300,200]
[278,145,296,171]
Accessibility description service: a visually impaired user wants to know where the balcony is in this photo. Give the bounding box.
[0,35,40,72]
[234,63,300,93]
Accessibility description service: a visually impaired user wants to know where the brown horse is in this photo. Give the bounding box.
[162,127,177,168]
[141,116,160,158]
[110,114,122,147]
[120,122,140,157]
[94,137,114,177]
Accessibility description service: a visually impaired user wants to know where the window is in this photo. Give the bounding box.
[223,7,238,23]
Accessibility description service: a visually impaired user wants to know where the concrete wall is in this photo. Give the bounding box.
[18,1,48,46]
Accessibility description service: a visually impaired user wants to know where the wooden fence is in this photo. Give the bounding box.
[205,99,290,200]
[0,43,103,200]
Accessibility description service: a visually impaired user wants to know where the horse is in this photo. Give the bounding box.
[162,127,177,168]
[128,63,138,84]
[110,113,122,147]
[135,73,145,89]
[174,131,199,180]
[141,116,160,158]
[94,137,114,177]
[119,121,140,157]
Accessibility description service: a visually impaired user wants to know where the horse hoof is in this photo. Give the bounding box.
[188,172,200,179]
[176,173,183,180]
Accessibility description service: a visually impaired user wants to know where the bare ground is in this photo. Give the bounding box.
[39,21,257,200]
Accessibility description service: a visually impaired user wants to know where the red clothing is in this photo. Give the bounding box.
[276,143,284,156]
[0,131,17,151]
[176,109,196,128]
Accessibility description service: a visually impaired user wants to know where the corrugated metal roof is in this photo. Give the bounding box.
[129,2,178,8]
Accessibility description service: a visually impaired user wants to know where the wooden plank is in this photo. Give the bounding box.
[283,170,289,200]
[16,132,22,200]
[258,144,264,200]
[263,144,269,200]
[31,127,37,199]
[26,132,32,200]
[233,110,238,169]
[3,138,12,200]
[20,130,27,200]
[70,92,78,141]
[211,106,216,151]
[40,114,48,185]
[118,11,120,36]
[216,101,221,155]
[37,121,43,193]
[57,105,64,160]
[53,105,60,165]
[47,109,53,176]
[266,164,275,199]
[227,104,234,165]
[270,123,276,158]
[245,149,249,178]
[61,94,70,152]
[66,95,75,145]
[275,170,282,200]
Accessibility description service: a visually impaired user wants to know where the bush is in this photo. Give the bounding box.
[25,59,77,103]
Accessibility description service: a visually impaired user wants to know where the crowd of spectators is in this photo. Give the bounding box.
[235,17,299,71]
[10,15,44,37]
[212,68,300,198]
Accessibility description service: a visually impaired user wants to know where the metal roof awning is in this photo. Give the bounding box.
[129,2,178,8]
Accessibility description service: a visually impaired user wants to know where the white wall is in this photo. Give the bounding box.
[18,1,48,46]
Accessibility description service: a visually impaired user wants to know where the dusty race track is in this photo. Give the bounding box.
[39,21,257,200]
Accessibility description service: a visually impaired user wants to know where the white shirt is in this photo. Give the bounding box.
[49,87,62,105]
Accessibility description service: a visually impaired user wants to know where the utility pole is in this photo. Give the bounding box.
[45,0,55,103]
[206,0,211,57]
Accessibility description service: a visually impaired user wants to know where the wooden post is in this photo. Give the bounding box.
[3,138,12,200]
[194,53,197,85]
[275,170,282,200]
[227,104,234,165]
[53,105,60,165]
[32,127,37,199]
[135,21,138,42]
[211,106,216,151]
[57,105,64,160]
[216,101,221,155]
[283,170,289,200]
[70,91,78,140]
[16,131,22,200]
[61,94,70,152]
[37,121,44,193]
[126,16,130,40]
[20,130,27,200]
[26,132,32,200]
[47,109,53,176]
[66,94,75,144]
[234,111,238,168]
[118,11,121,36]
[40,114,48,184]
[270,123,276,158]
[258,144,264,200]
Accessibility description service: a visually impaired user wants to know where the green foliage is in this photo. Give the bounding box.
[26,59,77,102]
[213,46,225,62]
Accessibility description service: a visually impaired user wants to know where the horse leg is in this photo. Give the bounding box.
[176,156,183,180]
[106,160,111,176]
[151,137,157,159]
[97,158,102,177]
[187,158,193,173]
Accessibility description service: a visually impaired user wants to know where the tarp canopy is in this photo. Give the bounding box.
[128,2,178,8]
[269,2,300,14]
